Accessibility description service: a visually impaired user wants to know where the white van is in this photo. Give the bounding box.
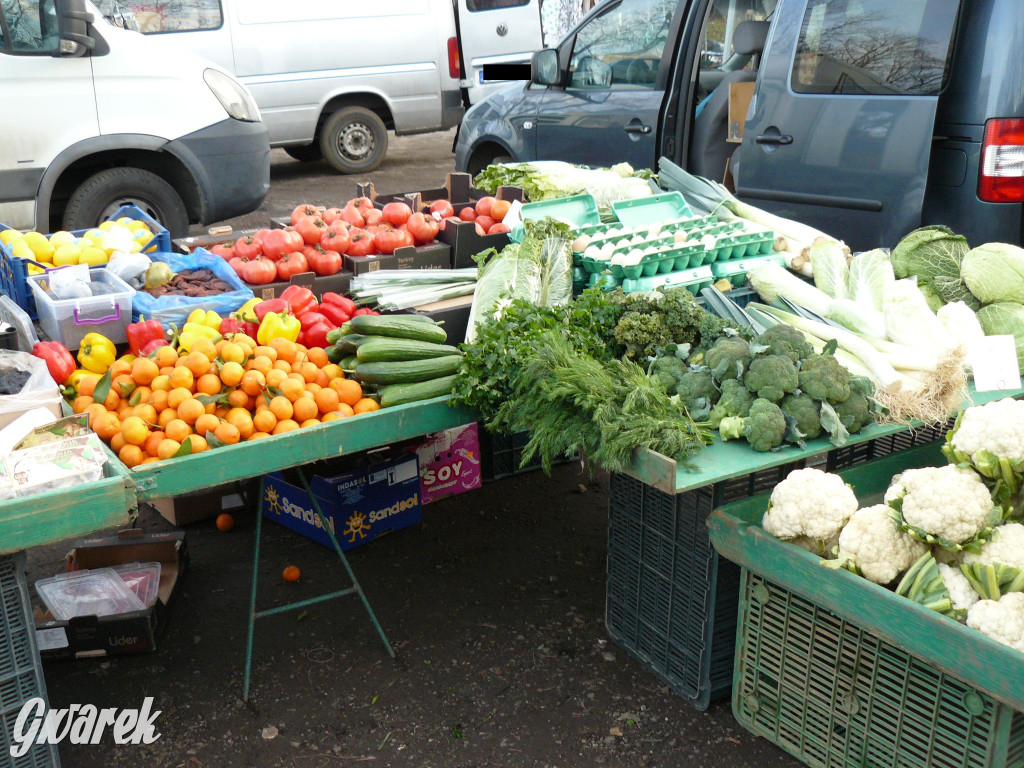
[117,0,544,173]
[0,0,269,239]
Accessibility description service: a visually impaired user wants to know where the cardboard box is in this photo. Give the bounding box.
[172,226,258,254]
[728,81,755,143]
[344,242,451,275]
[356,173,525,213]
[406,294,473,345]
[149,480,254,526]
[263,454,422,551]
[33,530,188,659]
[244,270,353,302]
[409,423,482,505]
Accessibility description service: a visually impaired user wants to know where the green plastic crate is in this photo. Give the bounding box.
[520,194,600,227]
[611,191,692,228]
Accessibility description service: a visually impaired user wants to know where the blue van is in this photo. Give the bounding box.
[455,0,1023,251]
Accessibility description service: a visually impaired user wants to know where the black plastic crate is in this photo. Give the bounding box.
[826,419,953,472]
[605,460,804,710]
[479,429,575,482]
[0,552,61,768]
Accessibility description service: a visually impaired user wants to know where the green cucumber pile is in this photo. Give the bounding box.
[325,314,460,408]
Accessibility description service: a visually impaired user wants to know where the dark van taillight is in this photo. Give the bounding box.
[979,119,1024,203]
[447,37,461,80]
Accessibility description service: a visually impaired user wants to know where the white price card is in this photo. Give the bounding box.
[502,199,524,228]
[969,335,1021,392]
[36,627,69,651]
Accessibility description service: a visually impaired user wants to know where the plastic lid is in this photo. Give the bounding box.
[0,295,38,352]
[112,562,162,608]
[36,568,146,620]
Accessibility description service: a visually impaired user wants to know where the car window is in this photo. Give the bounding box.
[0,0,58,52]
[791,0,960,95]
[123,0,222,33]
[698,0,776,72]
[567,0,676,89]
[467,0,529,10]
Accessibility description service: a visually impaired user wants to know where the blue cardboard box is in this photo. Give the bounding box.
[262,455,422,551]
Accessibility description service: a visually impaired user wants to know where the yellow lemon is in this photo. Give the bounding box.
[0,229,22,246]
[78,246,108,266]
[23,231,54,263]
[82,228,103,242]
[52,243,82,267]
[125,220,150,233]
[133,229,153,246]
[98,220,116,232]
[48,231,76,248]
[10,239,35,261]
[26,264,45,275]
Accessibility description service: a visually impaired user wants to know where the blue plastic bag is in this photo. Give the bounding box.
[132,249,254,330]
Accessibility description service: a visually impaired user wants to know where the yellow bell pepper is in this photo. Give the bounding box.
[176,322,222,352]
[233,298,262,322]
[66,369,101,396]
[257,312,300,345]
[77,333,116,374]
[187,309,222,329]
[117,353,136,366]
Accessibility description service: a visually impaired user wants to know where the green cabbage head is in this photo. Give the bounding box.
[962,243,1024,305]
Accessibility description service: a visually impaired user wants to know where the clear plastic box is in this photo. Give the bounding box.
[36,568,145,620]
[112,562,162,608]
[28,267,135,350]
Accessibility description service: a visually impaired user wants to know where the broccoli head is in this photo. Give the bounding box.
[780,392,822,442]
[799,354,852,404]
[719,398,787,452]
[675,369,720,419]
[833,392,874,434]
[648,355,689,395]
[704,337,752,382]
[753,324,814,363]
[743,354,798,402]
[708,378,756,429]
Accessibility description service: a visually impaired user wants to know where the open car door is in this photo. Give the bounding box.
[455,0,543,104]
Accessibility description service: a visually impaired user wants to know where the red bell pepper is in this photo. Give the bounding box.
[297,311,333,332]
[243,320,261,339]
[321,292,357,316]
[317,302,350,327]
[125,318,166,356]
[280,285,317,317]
[253,297,289,322]
[219,317,245,335]
[31,341,75,385]
[140,338,169,356]
[351,307,380,317]
[302,322,333,349]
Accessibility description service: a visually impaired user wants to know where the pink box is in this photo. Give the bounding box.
[411,423,482,505]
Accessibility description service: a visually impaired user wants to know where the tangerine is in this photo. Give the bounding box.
[194,413,220,436]
[196,373,222,396]
[130,357,159,386]
[120,416,149,446]
[177,398,206,426]
[268,395,293,421]
[253,409,277,434]
[273,419,300,434]
[156,438,182,460]
[333,378,362,407]
[282,565,300,582]
[292,397,318,423]
[165,418,192,444]
[118,444,145,468]
[213,421,240,445]
[353,398,380,415]
[220,361,244,387]
[216,513,234,532]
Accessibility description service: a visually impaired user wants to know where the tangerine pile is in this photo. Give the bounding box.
[71,334,380,468]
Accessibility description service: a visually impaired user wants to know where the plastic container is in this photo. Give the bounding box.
[479,429,575,482]
[0,552,62,768]
[0,296,40,353]
[29,267,135,350]
[612,191,692,227]
[36,567,145,620]
[112,562,162,608]
[520,194,600,227]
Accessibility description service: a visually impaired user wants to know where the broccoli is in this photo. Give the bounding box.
[648,355,688,395]
[752,324,814,363]
[719,398,787,452]
[704,336,752,382]
[798,354,852,404]
[833,391,873,433]
[743,354,798,402]
[675,369,720,419]
[708,378,756,429]
[780,392,822,441]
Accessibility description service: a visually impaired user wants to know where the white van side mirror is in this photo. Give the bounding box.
[55,0,96,55]
[531,49,562,87]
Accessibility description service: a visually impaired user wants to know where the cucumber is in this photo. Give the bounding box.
[379,375,458,407]
[326,344,346,364]
[340,355,359,371]
[348,314,447,344]
[335,333,369,353]
[355,355,461,385]
[357,338,461,363]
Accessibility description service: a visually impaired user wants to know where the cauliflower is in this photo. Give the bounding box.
[752,324,814,363]
[896,552,962,619]
[944,398,1024,494]
[744,355,798,402]
[703,336,751,382]
[719,398,787,452]
[966,592,1024,652]
[885,465,999,551]
[938,563,980,614]
[762,467,858,544]
[832,504,927,585]
[798,354,852,404]
[707,378,755,429]
[961,522,1024,599]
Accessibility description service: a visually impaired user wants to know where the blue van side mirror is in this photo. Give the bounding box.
[531,48,561,86]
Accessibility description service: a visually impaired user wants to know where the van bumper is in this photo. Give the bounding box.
[166,119,271,224]
[441,89,465,130]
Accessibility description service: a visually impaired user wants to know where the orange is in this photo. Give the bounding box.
[294,343,308,359]
[299,418,320,429]
[313,369,329,387]
[150,390,169,413]
[152,346,178,368]
[141,456,160,465]
[165,418,191,444]
[268,396,293,421]
[169,366,194,391]
[216,513,234,532]
[77,375,98,398]
[282,565,300,582]
[132,404,158,426]
[337,403,354,418]
[130,357,159,386]
[158,408,178,428]
[265,369,288,389]
[191,338,218,360]
[249,355,273,375]
[144,431,166,457]
[131,386,152,405]
[177,398,205,426]
[118,444,145,468]
[220,361,244,387]
[333,378,362,407]
[296,361,318,384]
[156,438,182,461]
[273,419,299,434]
[227,388,250,408]
[159,366,174,378]
[194,413,220,436]
[109,432,127,454]
[150,374,171,392]
[273,359,292,373]
[304,383,322,398]
[253,409,277,433]
[93,413,120,441]
[322,364,343,381]
[86,402,107,427]
[188,434,209,453]
[292,397,318,423]
[120,416,150,446]
[254,345,277,362]
[219,342,245,365]
[279,378,304,403]
[117,405,132,421]
[205,402,218,415]
[314,387,340,415]
[168,387,193,410]
[240,370,266,397]
[353,398,380,415]
[213,421,240,446]
[249,431,271,440]
[322,410,347,422]
[72,395,93,414]
[183,352,211,378]
[306,347,328,368]
[102,389,121,412]
[270,337,297,364]
[214,405,230,420]
[196,373,222,396]
[226,407,254,440]
[109,359,132,379]
[234,333,257,350]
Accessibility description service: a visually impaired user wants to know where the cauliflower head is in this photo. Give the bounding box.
[835,504,927,585]
[938,563,980,615]
[763,467,858,543]
[960,522,1024,599]
[944,398,1024,493]
[966,592,1024,652]
[885,465,997,550]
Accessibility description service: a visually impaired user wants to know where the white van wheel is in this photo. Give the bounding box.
[63,167,189,238]
[319,107,388,174]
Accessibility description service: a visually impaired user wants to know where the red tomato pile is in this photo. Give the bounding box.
[210,223,346,285]
[434,196,513,237]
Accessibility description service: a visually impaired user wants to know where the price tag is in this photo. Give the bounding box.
[503,199,524,229]
[36,627,69,651]
[969,335,1021,392]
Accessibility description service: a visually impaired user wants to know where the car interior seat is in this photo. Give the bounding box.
[688,20,769,183]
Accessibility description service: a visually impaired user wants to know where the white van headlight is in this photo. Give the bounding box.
[204,69,261,122]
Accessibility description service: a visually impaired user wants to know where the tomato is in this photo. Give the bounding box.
[338,205,365,228]
[242,256,276,284]
[260,230,292,261]
[347,230,376,257]
[429,199,455,219]
[210,243,235,260]
[228,256,248,279]
[374,228,408,255]
[366,223,393,236]
[362,208,383,227]
[255,228,275,243]
[294,215,327,246]
[490,200,512,221]
[321,207,345,225]
[488,222,512,234]
[458,207,477,222]
[320,224,351,254]
[381,201,412,227]
[348,196,375,214]
[406,212,439,245]
[475,223,487,236]
[275,251,309,281]
[306,246,342,276]
[475,196,496,217]
[291,203,319,225]
[283,228,304,252]
[234,235,263,260]
[475,215,495,232]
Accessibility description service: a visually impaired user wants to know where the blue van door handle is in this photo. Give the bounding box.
[755,132,793,146]
[624,123,652,135]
